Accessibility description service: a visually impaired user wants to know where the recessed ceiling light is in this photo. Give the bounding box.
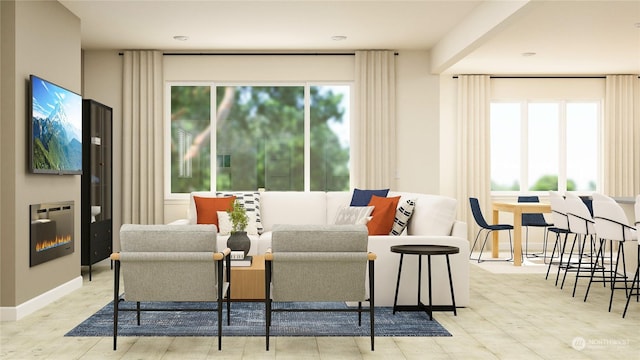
[331,35,347,41]
[522,52,536,57]
[173,35,189,41]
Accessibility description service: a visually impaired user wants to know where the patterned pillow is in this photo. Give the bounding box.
[334,206,375,225]
[216,191,264,234]
[391,198,416,235]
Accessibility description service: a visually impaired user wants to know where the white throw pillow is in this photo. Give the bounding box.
[334,205,375,225]
[216,191,263,234]
[217,211,259,235]
[391,198,416,235]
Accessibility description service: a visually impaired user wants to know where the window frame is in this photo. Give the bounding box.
[489,99,603,196]
[164,81,353,199]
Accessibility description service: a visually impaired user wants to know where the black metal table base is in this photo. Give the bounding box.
[391,245,459,320]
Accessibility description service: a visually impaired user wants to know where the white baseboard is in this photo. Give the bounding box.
[0,276,83,322]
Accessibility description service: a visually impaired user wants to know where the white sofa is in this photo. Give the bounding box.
[170,191,469,307]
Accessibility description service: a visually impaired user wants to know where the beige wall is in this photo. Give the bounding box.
[1,0,82,310]
[395,51,441,193]
[81,51,446,224]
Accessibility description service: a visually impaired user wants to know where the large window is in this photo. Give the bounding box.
[169,83,351,195]
[490,101,600,192]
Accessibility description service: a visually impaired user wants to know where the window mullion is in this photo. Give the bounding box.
[304,84,311,191]
[521,101,528,191]
[211,85,218,192]
[559,101,567,192]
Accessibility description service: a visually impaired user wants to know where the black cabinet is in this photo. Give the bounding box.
[81,99,112,280]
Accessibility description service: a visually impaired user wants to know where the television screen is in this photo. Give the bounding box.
[29,75,83,175]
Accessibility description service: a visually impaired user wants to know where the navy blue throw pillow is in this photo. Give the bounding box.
[350,188,390,206]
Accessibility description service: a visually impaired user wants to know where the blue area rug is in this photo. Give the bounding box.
[65,301,451,337]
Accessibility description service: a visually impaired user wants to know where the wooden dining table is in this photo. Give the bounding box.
[492,201,552,266]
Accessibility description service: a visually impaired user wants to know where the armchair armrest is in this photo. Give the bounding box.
[214,247,231,261]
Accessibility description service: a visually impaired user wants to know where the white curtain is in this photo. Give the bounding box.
[604,75,640,196]
[353,50,396,188]
[456,75,491,246]
[122,50,164,224]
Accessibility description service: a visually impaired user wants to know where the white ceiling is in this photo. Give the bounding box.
[60,0,640,75]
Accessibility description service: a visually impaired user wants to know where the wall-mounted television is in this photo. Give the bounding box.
[29,75,83,175]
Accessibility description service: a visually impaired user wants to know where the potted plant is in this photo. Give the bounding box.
[226,200,251,256]
[229,200,248,233]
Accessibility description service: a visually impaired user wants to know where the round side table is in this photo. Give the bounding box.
[390,244,459,320]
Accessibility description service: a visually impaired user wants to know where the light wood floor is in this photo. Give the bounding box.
[1,258,638,359]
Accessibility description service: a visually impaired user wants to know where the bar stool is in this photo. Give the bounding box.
[563,192,597,297]
[545,191,572,285]
[622,194,640,318]
[584,193,637,312]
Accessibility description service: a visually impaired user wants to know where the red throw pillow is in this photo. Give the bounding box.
[194,196,236,227]
[366,195,401,235]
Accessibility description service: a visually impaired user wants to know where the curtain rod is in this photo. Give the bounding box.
[163,52,356,56]
[118,52,399,56]
[452,75,608,79]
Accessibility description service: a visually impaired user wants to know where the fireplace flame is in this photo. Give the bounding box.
[35,235,72,252]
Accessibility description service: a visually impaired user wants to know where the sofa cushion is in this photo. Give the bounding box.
[193,195,235,227]
[260,191,328,232]
[350,188,389,206]
[392,192,457,236]
[366,195,401,235]
[391,198,416,235]
[333,206,374,225]
[216,191,264,234]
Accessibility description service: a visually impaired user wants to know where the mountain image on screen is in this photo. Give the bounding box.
[31,76,82,173]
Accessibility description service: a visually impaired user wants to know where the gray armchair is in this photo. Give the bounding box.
[112,224,231,350]
[265,224,376,350]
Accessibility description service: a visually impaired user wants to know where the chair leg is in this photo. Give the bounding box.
[477,231,490,263]
[545,232,560,280]
[265,259,272,351]
[622,257,639,318]
[608,243,628,312]
[369,258,375,351]
[217,259,224,351]
[584,238,606,302]
[572,234,589,297]
[561,234,579,290]
[469,230,484,260]
[555,233,570,286]
[136,302,141,325]
[113,260,120,351]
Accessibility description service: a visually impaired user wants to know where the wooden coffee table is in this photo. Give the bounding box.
[229,254,265,300]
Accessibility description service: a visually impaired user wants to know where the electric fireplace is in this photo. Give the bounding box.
[30,201,74,267]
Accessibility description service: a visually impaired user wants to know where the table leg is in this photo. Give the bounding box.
[418,255,422,306]
[492,207,500,258]
[513,208,523,266]
[426,255,433,320]
[445,254,457,316]
[393,253,404,314]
